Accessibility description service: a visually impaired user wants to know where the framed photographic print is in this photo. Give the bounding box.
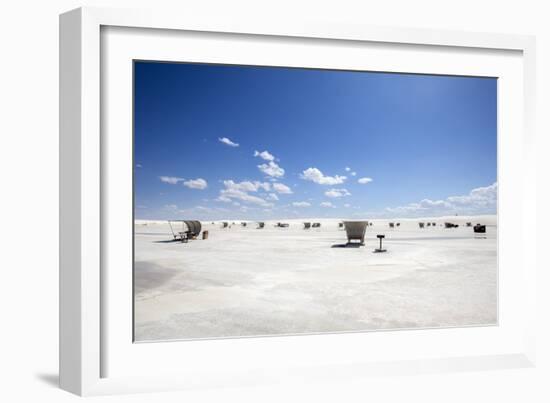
[60,7,537,396]
[132,61,499,342]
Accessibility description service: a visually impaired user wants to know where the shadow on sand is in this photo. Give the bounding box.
[135,261,180,293]
[153,239,183,244]
[331,243,364,248]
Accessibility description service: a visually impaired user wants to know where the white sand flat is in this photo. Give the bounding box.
[134,216,497,341]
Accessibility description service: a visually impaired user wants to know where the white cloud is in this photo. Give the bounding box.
[217,180,274,207]
[300,167,346,185]
[386,182,497,217]
[292,201,311,207]
[447,182,497,207]
[272,182,293,194]
[358,177,373,184]
[324,188,351,198]
[258,161,285,178]
[159,176,184,185]
[419,199,451,208]
[255,150,284,178]
[345,167,351,172]
[256,182,271,192]
[223,180,271,192]
[183,178,208,190]
[266,193,279,201]
[218,188,273,207]
[385,199,450,215]
[218,137,239,147]
[351,172,357,176]
[344,203,351,208]
[164,204,178,210]
[254,150,275,161]
[320,201,335,208]
[226,180,256,192]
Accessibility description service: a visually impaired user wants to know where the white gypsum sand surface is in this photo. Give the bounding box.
[133,216,497,341]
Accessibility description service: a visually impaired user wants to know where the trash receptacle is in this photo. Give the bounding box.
[202,230,209,240]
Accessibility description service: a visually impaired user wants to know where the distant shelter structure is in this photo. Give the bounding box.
[474,224,486,233]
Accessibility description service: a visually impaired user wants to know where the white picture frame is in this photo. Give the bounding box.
[59,6,537,396]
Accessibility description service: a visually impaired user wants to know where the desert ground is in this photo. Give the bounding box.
[134,216,497,342]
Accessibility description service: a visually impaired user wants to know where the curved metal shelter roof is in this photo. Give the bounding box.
[343,221,368,243]
[167,220,202,236]
[185,220,202,235]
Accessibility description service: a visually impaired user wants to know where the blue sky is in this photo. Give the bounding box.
[134,61,497,220]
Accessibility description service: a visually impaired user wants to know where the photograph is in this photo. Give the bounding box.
[133,61,497,342]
